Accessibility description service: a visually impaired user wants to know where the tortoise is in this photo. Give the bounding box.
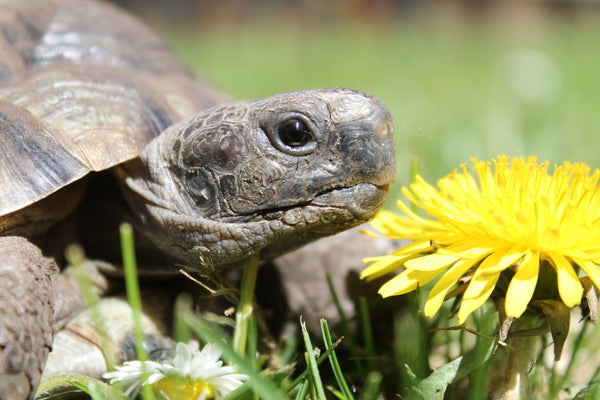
[0,0,396,398]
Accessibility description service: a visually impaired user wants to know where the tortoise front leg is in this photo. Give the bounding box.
[0,236,57,400]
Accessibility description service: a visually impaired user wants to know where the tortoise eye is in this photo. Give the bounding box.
[278,119,313,148]
[269,118,317,156]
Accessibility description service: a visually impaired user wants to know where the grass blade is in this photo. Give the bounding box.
[119,223,155,400]
[320,319,353,400]
[326,273,365,377]
[284,345,339,394]
[359,297,376,372]
[35,374,128,400]
[358,372,382,400]
[295,380,310,400]
[65,244,117,371]
[120,223,146,361]
[173,293,193,343]
[301,318,327,400]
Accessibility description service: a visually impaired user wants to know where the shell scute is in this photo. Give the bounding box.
[0,0,224,217]
[0,100,89,215]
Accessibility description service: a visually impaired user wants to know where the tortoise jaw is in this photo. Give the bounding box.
[246,182,389,224]
[308,182,389,220]
[273,182,389,226]
[257,183,389,260]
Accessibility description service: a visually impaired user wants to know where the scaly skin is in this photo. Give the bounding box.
[121,88,395,269]
[0,237,57,400]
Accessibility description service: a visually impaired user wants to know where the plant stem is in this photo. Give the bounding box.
[493,319,541,400]
[120,224,147,361]
[65,244,117,371]
[233,251,260,356]
[320,319,353,400]
[359,297,376,372]
[120,223,155,400]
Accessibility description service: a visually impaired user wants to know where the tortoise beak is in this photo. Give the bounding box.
[335,98,396,188]
[310,182,389,220]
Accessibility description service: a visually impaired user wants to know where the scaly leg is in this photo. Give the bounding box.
[0,236,57,400]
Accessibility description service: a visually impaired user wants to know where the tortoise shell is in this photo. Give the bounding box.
[0,0,225,217]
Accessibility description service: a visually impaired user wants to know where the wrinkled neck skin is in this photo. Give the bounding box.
[118,88,396,271]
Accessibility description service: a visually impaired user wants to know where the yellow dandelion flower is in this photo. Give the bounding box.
[362,156,600,323]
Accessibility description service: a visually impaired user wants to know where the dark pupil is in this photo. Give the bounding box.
[278,119,312,148]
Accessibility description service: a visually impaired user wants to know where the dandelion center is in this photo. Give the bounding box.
[407,156,600,254]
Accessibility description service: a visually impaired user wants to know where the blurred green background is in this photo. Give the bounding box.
[114,0,600,202]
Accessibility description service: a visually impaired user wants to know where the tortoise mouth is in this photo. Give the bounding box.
[250,182,389,225]
[256,183,389,260]
[309,183,389,219]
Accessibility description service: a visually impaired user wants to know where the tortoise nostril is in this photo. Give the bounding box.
[374,118,394,142]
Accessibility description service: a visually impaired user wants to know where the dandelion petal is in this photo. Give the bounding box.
[405,253,459,271]
[575,258,600,291]
[362,240,434,280]
[505,250,539,318]
[424,258,480,317]
[379,268,441,297]
[458,272,500,323]
[551,252,583,308]
[360,256,407,281]
[478,246,525,276]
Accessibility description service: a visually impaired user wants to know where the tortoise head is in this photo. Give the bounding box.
[120,88,396,268]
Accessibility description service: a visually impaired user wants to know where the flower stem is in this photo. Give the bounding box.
[233,251,260,356]
[120,223,155,400]
[494,319,541,400]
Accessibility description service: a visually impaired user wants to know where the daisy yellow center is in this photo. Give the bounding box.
[152,375,215,400]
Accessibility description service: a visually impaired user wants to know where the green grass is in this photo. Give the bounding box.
[160,16,600,204]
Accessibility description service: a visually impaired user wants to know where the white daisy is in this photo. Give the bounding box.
[104,342,247,400]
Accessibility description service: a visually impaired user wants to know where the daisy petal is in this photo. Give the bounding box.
[173,342,193,375]
[146,373,166,385]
